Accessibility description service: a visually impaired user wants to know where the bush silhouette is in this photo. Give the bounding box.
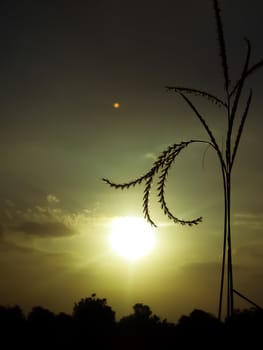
[72,293,115,336]
[0,305,26,347]
[27,306,56,348]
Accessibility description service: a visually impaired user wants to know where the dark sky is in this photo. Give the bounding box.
[0,0,263,321]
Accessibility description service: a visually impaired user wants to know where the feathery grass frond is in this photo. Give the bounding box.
[179,93,218,148]
[202,143,212,169]
[225,39,251,165]
[103,0,262,320]
[103,141,206,227]
[178,93,226,167]
[166,86,227,108]
[102,142,188,190]
[102,174,149,190]
[226,39,251,163]
[230,58,263,97]
[229,38,251,122]
[143,176,157,227]
[213,0,229,92]
[231,89,252,169]
[157,148,203,226]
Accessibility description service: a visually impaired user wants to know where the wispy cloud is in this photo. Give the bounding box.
[1,196,98,241]
[46,194,60,204]
[144,152,157,161]
[16,221,75,237]
[233,212,263,228]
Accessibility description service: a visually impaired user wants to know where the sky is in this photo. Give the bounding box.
[0,0,263,322]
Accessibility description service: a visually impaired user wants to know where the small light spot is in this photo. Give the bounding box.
[113,102,120,109]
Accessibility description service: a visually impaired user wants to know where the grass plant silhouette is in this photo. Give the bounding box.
[103,0,263,320]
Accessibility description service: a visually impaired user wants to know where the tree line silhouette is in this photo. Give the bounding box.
[0,293,262,349]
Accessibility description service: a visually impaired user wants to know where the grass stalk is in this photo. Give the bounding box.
[103,0,263,321]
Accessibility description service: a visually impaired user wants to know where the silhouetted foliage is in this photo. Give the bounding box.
[119,303,159,334]
[54,312,74,347]
[72,293,115,347]
[27,306,56,348]
[0,305,26,347]
[225,308,263,347]
[28,305,55,325]
[117,303,176,349]
[176,309,224,348]
[0,304,25,323]
[0,298,262,349]
[72,293,115,333]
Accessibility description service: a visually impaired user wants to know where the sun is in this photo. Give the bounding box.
[113,102,120,109]
[109,216,156,261]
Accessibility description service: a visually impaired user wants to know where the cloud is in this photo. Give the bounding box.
[16,221,75,237]
[1,196,98,241]
[233,212,263,229]
[234,213,259,219]
[144,152,157,161]
[46,194,59,204]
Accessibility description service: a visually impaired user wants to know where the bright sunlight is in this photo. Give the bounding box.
[109,216,156,261]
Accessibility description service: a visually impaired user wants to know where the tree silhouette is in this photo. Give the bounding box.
[27,306,56,348]
[72,293,115,335]
[225,307,263,347]
[119,303,159,332]
[175,309,224,348]
[54,312,74,347]
[103,0,263,320]
[0,300,262,348]
[0,304,25,323]
[0,305,26,347]
[117,303,173,349]
[28,305,55,324]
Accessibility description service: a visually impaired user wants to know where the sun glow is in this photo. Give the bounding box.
[113,102,120,109]
[109,217,156,261]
